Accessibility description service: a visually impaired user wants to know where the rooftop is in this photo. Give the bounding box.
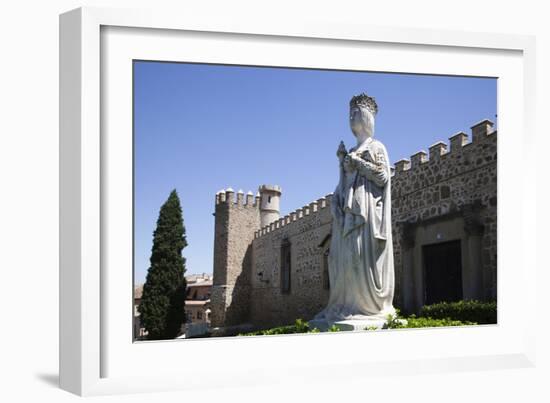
[186,273,213,284]
[185,299,210,306]
[134,284,143,299]
[187,280,213,287]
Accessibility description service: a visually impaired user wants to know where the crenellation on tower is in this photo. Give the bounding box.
[217,189,226,204]
[309,201,318,214]
[236,189,244,204]
[410,150,428,167]
[471,119,494,142]
[224,188,234,204]
[216,187,262,208]
[246,191,254,206]
[429,141,448,161]
[395,159,411,172]
[252,194,334,240]
[449,131,468,152]
[390,120,495,180]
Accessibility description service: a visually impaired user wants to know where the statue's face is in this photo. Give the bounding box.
[349,105,374,138]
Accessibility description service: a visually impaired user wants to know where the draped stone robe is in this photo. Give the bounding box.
[315,137,396,322]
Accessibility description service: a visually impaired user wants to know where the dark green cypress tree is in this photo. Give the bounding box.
[139,190,188,340]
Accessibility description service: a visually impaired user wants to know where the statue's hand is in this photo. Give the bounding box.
[343,154,355,172]
[348,152,363,165]
[337,141,347,161]
[348,152,375,175]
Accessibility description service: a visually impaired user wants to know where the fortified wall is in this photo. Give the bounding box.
[210,189,259,328]
[211,119,497,330]
[391,119,497,312]
[250,195,333,327]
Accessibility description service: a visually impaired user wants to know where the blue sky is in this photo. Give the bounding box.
[134,61,496,284]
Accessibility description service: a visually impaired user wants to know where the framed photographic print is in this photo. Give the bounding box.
[60,6,537,396]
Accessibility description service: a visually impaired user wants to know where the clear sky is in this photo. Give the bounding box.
[134,61,496,284]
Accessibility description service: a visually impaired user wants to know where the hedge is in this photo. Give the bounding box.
[380,314,476,330]
[239,319,339,336]
[420,300,496,324]
[238,300,496,336]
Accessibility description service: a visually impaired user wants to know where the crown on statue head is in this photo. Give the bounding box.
[350,92,378,115]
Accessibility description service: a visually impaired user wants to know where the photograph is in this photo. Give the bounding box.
[132,61,497,341]
[2,0,545,399]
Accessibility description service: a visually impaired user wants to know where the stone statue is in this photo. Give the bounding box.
[312,92,396,330]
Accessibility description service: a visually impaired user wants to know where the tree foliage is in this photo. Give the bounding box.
[138,190,187,340]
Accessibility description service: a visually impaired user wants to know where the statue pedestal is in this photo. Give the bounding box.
[309,317,406,332]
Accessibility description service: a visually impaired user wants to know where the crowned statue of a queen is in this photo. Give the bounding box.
[312,92,398,330]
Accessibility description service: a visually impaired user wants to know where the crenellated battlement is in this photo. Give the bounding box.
[254,194,333,239]
[392,119,495,174]
[215,187,260,208]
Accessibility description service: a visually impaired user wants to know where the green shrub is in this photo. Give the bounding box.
[385,312,406,329]
[239,303,491,336]
[239,324,296,336]
[420,300,496,324]
[239,318,323,336]
[366,314,475,330]
[294,318,310,333]
[239,318,342,336]
[404,315,476,328]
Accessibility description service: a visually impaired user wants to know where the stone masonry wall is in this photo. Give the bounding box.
[210,190,260,328]
[249,196,333,328]
[391,120,497,306]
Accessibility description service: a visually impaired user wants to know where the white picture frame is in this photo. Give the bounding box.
[59,6,537,396]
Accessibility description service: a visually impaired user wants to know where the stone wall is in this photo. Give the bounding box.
[210,189,260,328]
[249,196,333,328]
[391,120,497,312]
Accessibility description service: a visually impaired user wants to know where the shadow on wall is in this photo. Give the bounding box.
[224,244,252,328]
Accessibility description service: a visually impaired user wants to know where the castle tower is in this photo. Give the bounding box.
[210,188,261,331]
[259,184,282,227]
